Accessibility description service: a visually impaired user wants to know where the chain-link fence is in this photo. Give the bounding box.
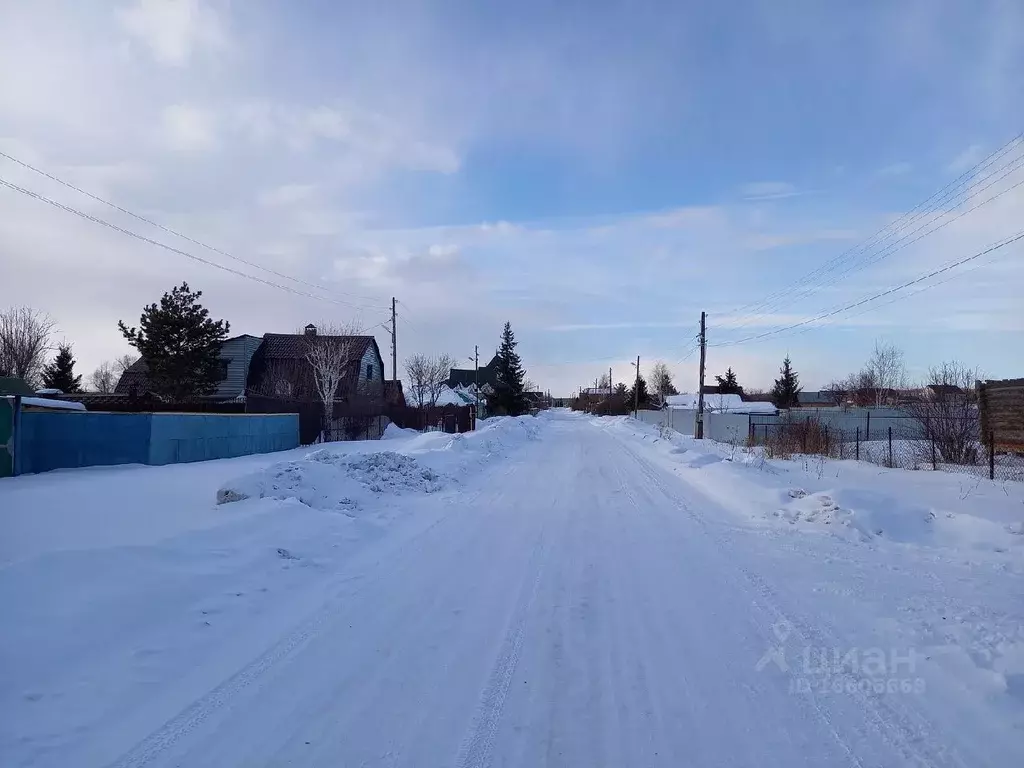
[748,416,1024,482]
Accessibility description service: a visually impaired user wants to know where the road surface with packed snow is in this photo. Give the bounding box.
[2,411,1022,767]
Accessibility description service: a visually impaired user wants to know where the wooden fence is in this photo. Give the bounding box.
[978,378,1024,451]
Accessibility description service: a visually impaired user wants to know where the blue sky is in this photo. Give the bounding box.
[1,0,1022,395]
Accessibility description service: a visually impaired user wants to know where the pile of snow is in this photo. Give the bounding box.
[217,449,444,512]
[381,423,418,440]
[218,415,540,513]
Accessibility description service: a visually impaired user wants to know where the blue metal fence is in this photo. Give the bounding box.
[12,411,299,475]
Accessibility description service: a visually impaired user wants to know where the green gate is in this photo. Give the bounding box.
[0,398,13,478]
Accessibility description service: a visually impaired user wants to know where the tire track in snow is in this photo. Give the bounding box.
[611,430,967,768]
[454,530,548,768]
[102,466,519,768]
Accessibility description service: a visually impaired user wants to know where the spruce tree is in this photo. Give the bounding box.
[41,342,82,393]
[628,374,650,409]
[715,367,742,395]
[118,282,230,400]
[491,321,527,415]
[770,356,801,409]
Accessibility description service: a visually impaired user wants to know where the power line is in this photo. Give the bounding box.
[710,229,1024,348]
[0,177,389,313]
[723,151,1024,332]
[715,134,1024,332]
[0,149,386,304]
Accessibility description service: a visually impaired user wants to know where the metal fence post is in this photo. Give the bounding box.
[823,424,829,456]
[866,411,871,441]
[989,430,995,480]
[887,425,893,468]
[749,420,754,444]
[855,426,860,461]
[931,434,937,470]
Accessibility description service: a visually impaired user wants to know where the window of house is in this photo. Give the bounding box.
[366,363,373,380]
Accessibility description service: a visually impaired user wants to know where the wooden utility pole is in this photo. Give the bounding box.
[633,355,640,417]
[696,311,707,438]
[609,366,613,395]
[390,297,398,381]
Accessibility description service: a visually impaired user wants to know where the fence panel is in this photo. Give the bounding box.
[0,398,14,478]
[748,414,1021,482]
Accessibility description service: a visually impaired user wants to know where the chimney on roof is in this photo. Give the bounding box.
[304,323,317,337]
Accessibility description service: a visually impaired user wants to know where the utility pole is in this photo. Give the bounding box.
[696,311,707,438]
[633,355,640,417]
[609,366,613,395]
[390,297,398,381]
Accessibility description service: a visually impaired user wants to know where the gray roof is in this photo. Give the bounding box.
[114,334,261,399]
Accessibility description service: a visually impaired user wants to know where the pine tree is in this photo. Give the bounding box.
[628,374,650,410]
[491,321,527,415]
[41,342,82,393]
[715,367,742,395]
[118,283,230,400]
[770,356,801,409]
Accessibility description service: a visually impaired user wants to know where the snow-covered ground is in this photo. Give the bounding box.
[1,410,1021,767]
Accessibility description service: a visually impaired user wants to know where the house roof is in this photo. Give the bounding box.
[115,334,264,397]
[927,384,965,395]
[798,390,833,404]
[448,355,500,388]
[260,333,378,361]
[383,379,404,403]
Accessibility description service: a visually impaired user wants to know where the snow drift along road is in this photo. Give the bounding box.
[1,410,1021,767]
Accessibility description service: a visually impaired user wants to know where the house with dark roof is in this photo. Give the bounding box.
[447,355,500,394]
[115,334,262,401]
[246,325,386,403]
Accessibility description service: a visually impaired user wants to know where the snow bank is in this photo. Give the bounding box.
[381,423,417,440]
[218,415,540,512]
[605,415,1024,557]
[217,450,444,512]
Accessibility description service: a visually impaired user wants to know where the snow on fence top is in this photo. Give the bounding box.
[3,395,87,412]
[665,393,777,414]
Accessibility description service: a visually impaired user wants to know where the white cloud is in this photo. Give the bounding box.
[738,181,804,200]
[257,184,318,208]
[160,104,217,152]
[947,143,986,173]
[874,162,913,177]
[116,0,226,67]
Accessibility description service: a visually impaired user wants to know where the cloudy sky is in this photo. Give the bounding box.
[1,0,1022,396]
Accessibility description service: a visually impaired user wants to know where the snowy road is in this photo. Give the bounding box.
[4,413,1022,767]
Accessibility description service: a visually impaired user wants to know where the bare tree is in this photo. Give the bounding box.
[865,341,905,408]
[649,361,676,405]
[404,353,454,408]
[405,354,431,409]
[0,307,56,385]
[114,354,139,375]
[90,362,118,393]
[304,322,360,436]
[823,380,848,406]
[905,361,980,465]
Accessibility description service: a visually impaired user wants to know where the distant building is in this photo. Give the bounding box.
[247,325,385,403]
[448,355,500,395]
[116,334,262,401]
